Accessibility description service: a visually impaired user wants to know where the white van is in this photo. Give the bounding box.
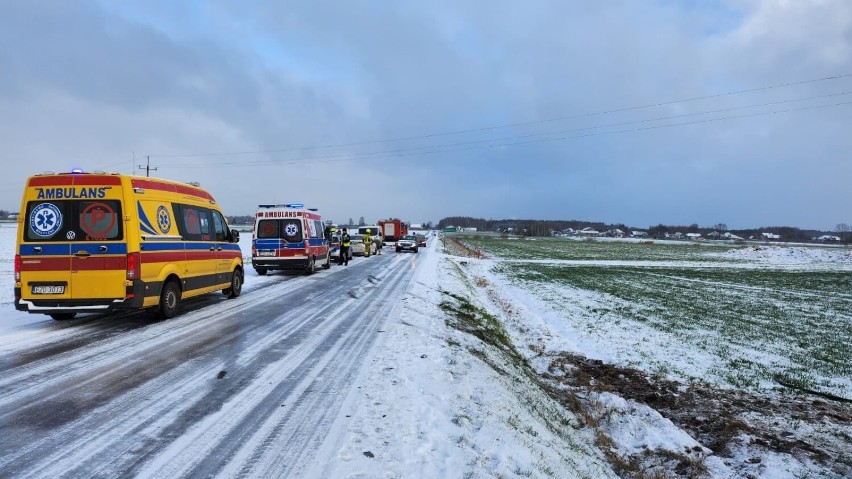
[357,225,380,255]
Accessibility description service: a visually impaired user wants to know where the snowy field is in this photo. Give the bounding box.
[465,236,852,398]
[446,234,851,477]
[2,222,850,477]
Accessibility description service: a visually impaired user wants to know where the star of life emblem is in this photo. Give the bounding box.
[285,223,299,237]
[30,203,63,237]
[157,206,171,234]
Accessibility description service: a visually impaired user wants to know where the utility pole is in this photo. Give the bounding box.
[137,156,157,177]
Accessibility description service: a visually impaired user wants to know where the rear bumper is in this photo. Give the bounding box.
[14,280,146,314]
[252,257,310,270]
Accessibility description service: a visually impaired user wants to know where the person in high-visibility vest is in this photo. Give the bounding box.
[340,230,351,265]
[363,229,373,257]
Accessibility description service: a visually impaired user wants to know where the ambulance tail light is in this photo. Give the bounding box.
[126,252,141,280]
[14,254,21,282]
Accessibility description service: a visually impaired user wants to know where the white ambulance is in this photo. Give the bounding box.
[251,204,331,275]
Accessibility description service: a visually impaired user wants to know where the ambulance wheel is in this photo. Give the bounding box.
[50,313,76,321]
[255,268,267,276]
[306,257,316,275]
[158,280,181,319]
[396,247,401,252]
[224,269,243,298]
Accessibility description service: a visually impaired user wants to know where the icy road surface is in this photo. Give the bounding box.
[0,250,417,478]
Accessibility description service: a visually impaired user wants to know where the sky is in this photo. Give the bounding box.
[1,0,851,231]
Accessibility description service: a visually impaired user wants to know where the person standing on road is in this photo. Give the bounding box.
[340,230,351,265]
[363,228,373,257]
[375,232,382,255]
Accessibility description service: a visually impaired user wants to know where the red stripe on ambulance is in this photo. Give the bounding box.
[131,179,214,201]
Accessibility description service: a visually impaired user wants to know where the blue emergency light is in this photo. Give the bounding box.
[70,168,84,174]
[258,203,305,209]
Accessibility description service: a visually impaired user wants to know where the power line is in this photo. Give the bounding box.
[137,156,158,177]
[154,93,852,169]
[146,72,852,159]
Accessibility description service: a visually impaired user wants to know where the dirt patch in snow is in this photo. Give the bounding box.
[443,236,485,259]
[540,354,852,478]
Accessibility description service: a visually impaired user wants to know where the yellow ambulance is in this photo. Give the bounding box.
[14,170,244,320]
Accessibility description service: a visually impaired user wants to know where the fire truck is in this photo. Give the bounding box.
[378,218,409,242]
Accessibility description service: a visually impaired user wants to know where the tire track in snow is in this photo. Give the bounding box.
[0,275,336,476]
[135,258,412,478]
[0,254,416,478]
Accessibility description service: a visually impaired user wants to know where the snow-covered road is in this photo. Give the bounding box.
[0,248,417,478]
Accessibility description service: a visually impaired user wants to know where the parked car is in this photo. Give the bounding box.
[396,234,419,253]
[350,234,377,256]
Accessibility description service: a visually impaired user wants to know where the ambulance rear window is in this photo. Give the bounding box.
[24,200,123,242]
[257,219,303,242]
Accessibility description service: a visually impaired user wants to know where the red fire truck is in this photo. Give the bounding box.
[378,218,409,242]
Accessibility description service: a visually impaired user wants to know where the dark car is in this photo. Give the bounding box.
[396,234,419,253]
[416,234,427,247]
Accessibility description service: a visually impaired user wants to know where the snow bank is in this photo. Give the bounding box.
[315,241,616,478]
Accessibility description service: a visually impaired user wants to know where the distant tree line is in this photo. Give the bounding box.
[646,224,827,242]
[438,216,848,243]
[438,216,621,237]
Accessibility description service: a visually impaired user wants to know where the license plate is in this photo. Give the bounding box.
[258,250,276,257]
[32,285,65,294]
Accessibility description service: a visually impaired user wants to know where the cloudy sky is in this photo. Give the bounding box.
[2,0,851,230]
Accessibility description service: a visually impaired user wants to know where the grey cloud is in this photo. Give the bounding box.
[1,1,850,230]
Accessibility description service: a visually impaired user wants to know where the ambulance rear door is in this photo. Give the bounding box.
[20,176,126,302]
[70,198,126,300]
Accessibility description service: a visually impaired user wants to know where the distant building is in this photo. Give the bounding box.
[761,232,781,240]
[686,232,702,240]
[816,235,840,242]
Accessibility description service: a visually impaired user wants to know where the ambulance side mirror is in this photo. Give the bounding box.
[230,229,240,243]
